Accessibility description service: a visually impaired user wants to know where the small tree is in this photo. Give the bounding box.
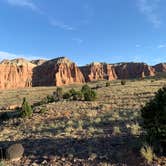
[21,97,32,118]
[81,85,97,101]
[141,86,166,154]
[106,82,111,87]
[121,80,126,85]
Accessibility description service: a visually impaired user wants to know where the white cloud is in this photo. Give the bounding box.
[0,51,43,60]
[72,38,83,44]
[50,19,76,31]
[6,0,39,11]
[137,0,161,28]
[157,44,166,48]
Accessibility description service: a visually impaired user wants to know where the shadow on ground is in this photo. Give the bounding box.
[0,135,145,166]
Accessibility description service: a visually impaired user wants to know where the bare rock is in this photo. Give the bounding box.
[80,62,117,82]
[5,144,24,161]
[32,57,85,86]
[113,62,155,79]
[0,58,35,89]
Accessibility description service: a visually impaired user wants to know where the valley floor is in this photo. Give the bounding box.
[0,79,166,166]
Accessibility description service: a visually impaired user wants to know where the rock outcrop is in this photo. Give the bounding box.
[113,62,155,79]
[0,58,35,89]
[80,62,117,82]
[153,63,166,73]
[32,57,85,86]
[1,57,166,90]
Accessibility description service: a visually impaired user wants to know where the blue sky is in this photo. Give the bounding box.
[0,0,166,65]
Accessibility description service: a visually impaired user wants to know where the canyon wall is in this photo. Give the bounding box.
[0,57,165,89]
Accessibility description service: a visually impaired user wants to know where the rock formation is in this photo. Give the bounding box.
[153,63,166,73]
[0,58,35,89]
[32,57,85,87]
[1,57,166,90]
[113,62,155,79]
[80,62,117,82]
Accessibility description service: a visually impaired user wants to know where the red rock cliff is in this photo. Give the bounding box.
[0,58,35,89]
[32,57,85,86]
[80,62,117,82]
[113,62,155,79]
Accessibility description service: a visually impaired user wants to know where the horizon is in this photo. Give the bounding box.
[1,0,166,65]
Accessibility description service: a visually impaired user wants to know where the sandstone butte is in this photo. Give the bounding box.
[0,57,165,89]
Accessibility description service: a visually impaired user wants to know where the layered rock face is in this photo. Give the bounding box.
[1,57,166,90]
[80,62,117,82]
[0,59,35,89]
[32,57,85,87]
[153,63,166,73]
[113,63,155,79]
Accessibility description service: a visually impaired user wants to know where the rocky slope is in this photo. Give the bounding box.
[0,57,165,89]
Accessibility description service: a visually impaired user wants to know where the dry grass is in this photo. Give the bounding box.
[0,78,166,165]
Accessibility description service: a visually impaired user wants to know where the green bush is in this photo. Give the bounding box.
[72,91,83,101]
[40,95,54,104]
[141,86,166,154]
[63,88,83,101]
[121,80,126,85]
[63,92,71,100]
[81,85,97,101]
[81,84,91,94]
[106,82,111,87]
[21,97,32,118]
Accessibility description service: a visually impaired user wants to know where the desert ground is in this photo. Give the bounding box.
[0,78,166,166]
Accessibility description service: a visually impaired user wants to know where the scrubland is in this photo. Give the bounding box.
[0,79,166,166]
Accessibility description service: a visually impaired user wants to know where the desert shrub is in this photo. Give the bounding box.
[121,80,126,85]
[140,144,155,164]
[53,87,63,101]
[141,86,166,154]
[81,84,91,94]
[21,97,32,118]
[106,82,111,87]
[84,90,97,101]
[81,85,97,101]
[72,91,83,101]
[71,89,83,100]
[63,92,71,100]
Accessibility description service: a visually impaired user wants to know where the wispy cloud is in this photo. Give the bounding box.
[137,0,161,28]
[6,0,40,12]
[157,44,166,48]
[72,38,83,44]
[0,51,43,60]
[50,19,76,31]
